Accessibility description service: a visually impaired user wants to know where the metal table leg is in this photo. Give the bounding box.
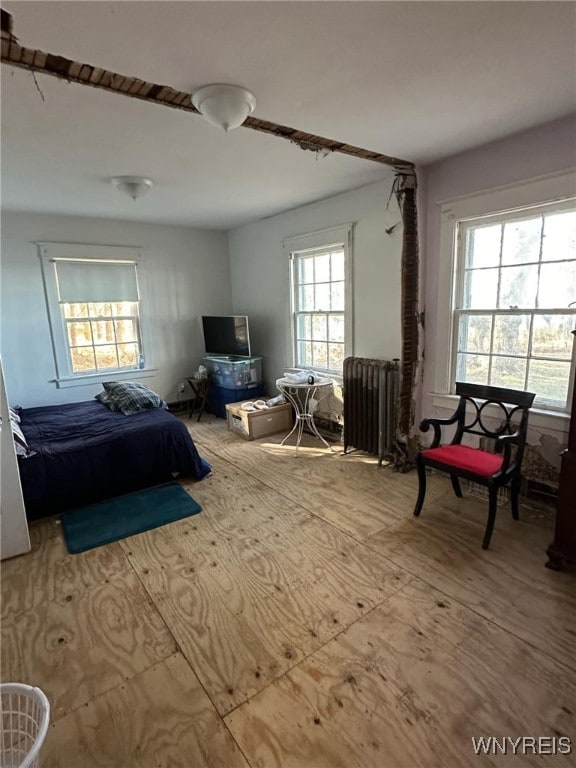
[278,382,332,454]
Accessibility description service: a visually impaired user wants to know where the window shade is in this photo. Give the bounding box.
[292,245,342,260]
[55,260,139,303]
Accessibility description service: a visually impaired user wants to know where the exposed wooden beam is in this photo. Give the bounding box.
[0,10,415,174]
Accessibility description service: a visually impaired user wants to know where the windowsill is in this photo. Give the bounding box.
[53,368,158,389]
[431,392,570,432]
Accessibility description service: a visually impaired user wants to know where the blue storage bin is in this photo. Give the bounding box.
[203,356,263,390]
[209,384,266,419]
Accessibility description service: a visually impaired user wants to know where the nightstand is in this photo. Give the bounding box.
[186,377,211,422]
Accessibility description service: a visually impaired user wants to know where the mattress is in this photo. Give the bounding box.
[18,400,211,520]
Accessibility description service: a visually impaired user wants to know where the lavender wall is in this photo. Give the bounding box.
[422,114,576,413]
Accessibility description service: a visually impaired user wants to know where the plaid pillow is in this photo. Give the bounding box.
[9,405,21,423]
[100,382,168,416]
[95,391,112,406]
[10,411,33,458]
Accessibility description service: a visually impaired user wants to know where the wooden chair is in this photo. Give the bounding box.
[414,382,535,549]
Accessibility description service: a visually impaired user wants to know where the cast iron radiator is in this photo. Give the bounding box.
[343,357,400,465]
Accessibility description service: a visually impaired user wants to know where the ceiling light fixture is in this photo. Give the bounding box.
[192,84,256,132]
[111,176,154,200]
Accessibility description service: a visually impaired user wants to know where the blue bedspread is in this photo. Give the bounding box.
[18,400,212,520]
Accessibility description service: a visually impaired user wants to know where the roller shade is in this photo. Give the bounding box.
[55,259,139,303]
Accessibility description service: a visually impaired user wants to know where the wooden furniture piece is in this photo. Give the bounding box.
[546,331,576,570]
[414,382,535,550]
[186,377,211,422]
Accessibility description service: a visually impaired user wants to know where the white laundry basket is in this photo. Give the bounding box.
[0,684,50,768]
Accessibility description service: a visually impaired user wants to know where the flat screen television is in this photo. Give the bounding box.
[202,315,251,357]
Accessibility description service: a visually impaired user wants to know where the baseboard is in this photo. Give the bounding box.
[167,400,189,414]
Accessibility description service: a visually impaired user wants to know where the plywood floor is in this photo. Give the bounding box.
[2,415,575,767]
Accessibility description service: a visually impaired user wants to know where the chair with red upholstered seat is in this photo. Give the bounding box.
[414,382,535,549]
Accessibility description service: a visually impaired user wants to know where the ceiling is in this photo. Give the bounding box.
[2,1,575,230]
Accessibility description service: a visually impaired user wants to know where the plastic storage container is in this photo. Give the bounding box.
[0,683,50,768]
[203,355,262,390]
[209,384,265,418]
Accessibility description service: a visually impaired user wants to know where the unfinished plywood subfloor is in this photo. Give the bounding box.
[226,578,575,768]
[1,415,574,767]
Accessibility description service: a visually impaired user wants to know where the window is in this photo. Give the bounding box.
[38,243,150,387]
[62,298,141,374]
[454,203,576,409]
[286,225,353,375]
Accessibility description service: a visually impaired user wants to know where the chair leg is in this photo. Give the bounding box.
[413,455,427,517]
[482,487,498,550]
[510,477,520,520]
[450,475,463,498]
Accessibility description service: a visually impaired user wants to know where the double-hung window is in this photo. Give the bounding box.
[453,201,576,410]
[39,243,148,386]
[286,225,353,375]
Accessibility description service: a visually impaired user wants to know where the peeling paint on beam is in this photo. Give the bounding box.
[0,28,415,174]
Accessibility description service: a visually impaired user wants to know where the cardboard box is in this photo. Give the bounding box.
[226,400,293,441]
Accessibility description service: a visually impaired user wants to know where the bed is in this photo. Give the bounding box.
[17,400,212,520]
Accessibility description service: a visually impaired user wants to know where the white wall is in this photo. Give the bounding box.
[0,212,232,406]
[227,177,402,393]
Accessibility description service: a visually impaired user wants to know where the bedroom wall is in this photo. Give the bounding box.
[0,211,232,407]
[227,176,402,396]
[422,113,576,479]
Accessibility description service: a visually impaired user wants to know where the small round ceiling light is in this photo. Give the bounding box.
[192,84,256,132]
[111,176,154,200]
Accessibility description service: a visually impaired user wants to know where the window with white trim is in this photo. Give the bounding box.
[453,200,576,409]
[39,243,149,386]
[286,225,353,375]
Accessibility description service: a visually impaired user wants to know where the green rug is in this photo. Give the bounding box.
[61,482,202,554]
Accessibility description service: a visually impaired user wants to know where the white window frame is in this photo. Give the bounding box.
[453,200,576,408]
[38,242,156,388]
[434,170,576,427]
[284,224,354,377]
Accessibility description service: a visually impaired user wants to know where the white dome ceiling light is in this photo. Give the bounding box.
[111,176,154,200]
[192,84,256,132]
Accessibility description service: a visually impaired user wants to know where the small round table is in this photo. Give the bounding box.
[276,376,334,453]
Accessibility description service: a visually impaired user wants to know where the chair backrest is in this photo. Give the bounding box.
[451,382,535,449]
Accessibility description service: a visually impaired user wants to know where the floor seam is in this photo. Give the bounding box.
[45,650,183,726]
[192,423,574,676]
[221,573,416,720]
[357,532,576,676]
[122,539,256,765]
[200,439,403,545]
